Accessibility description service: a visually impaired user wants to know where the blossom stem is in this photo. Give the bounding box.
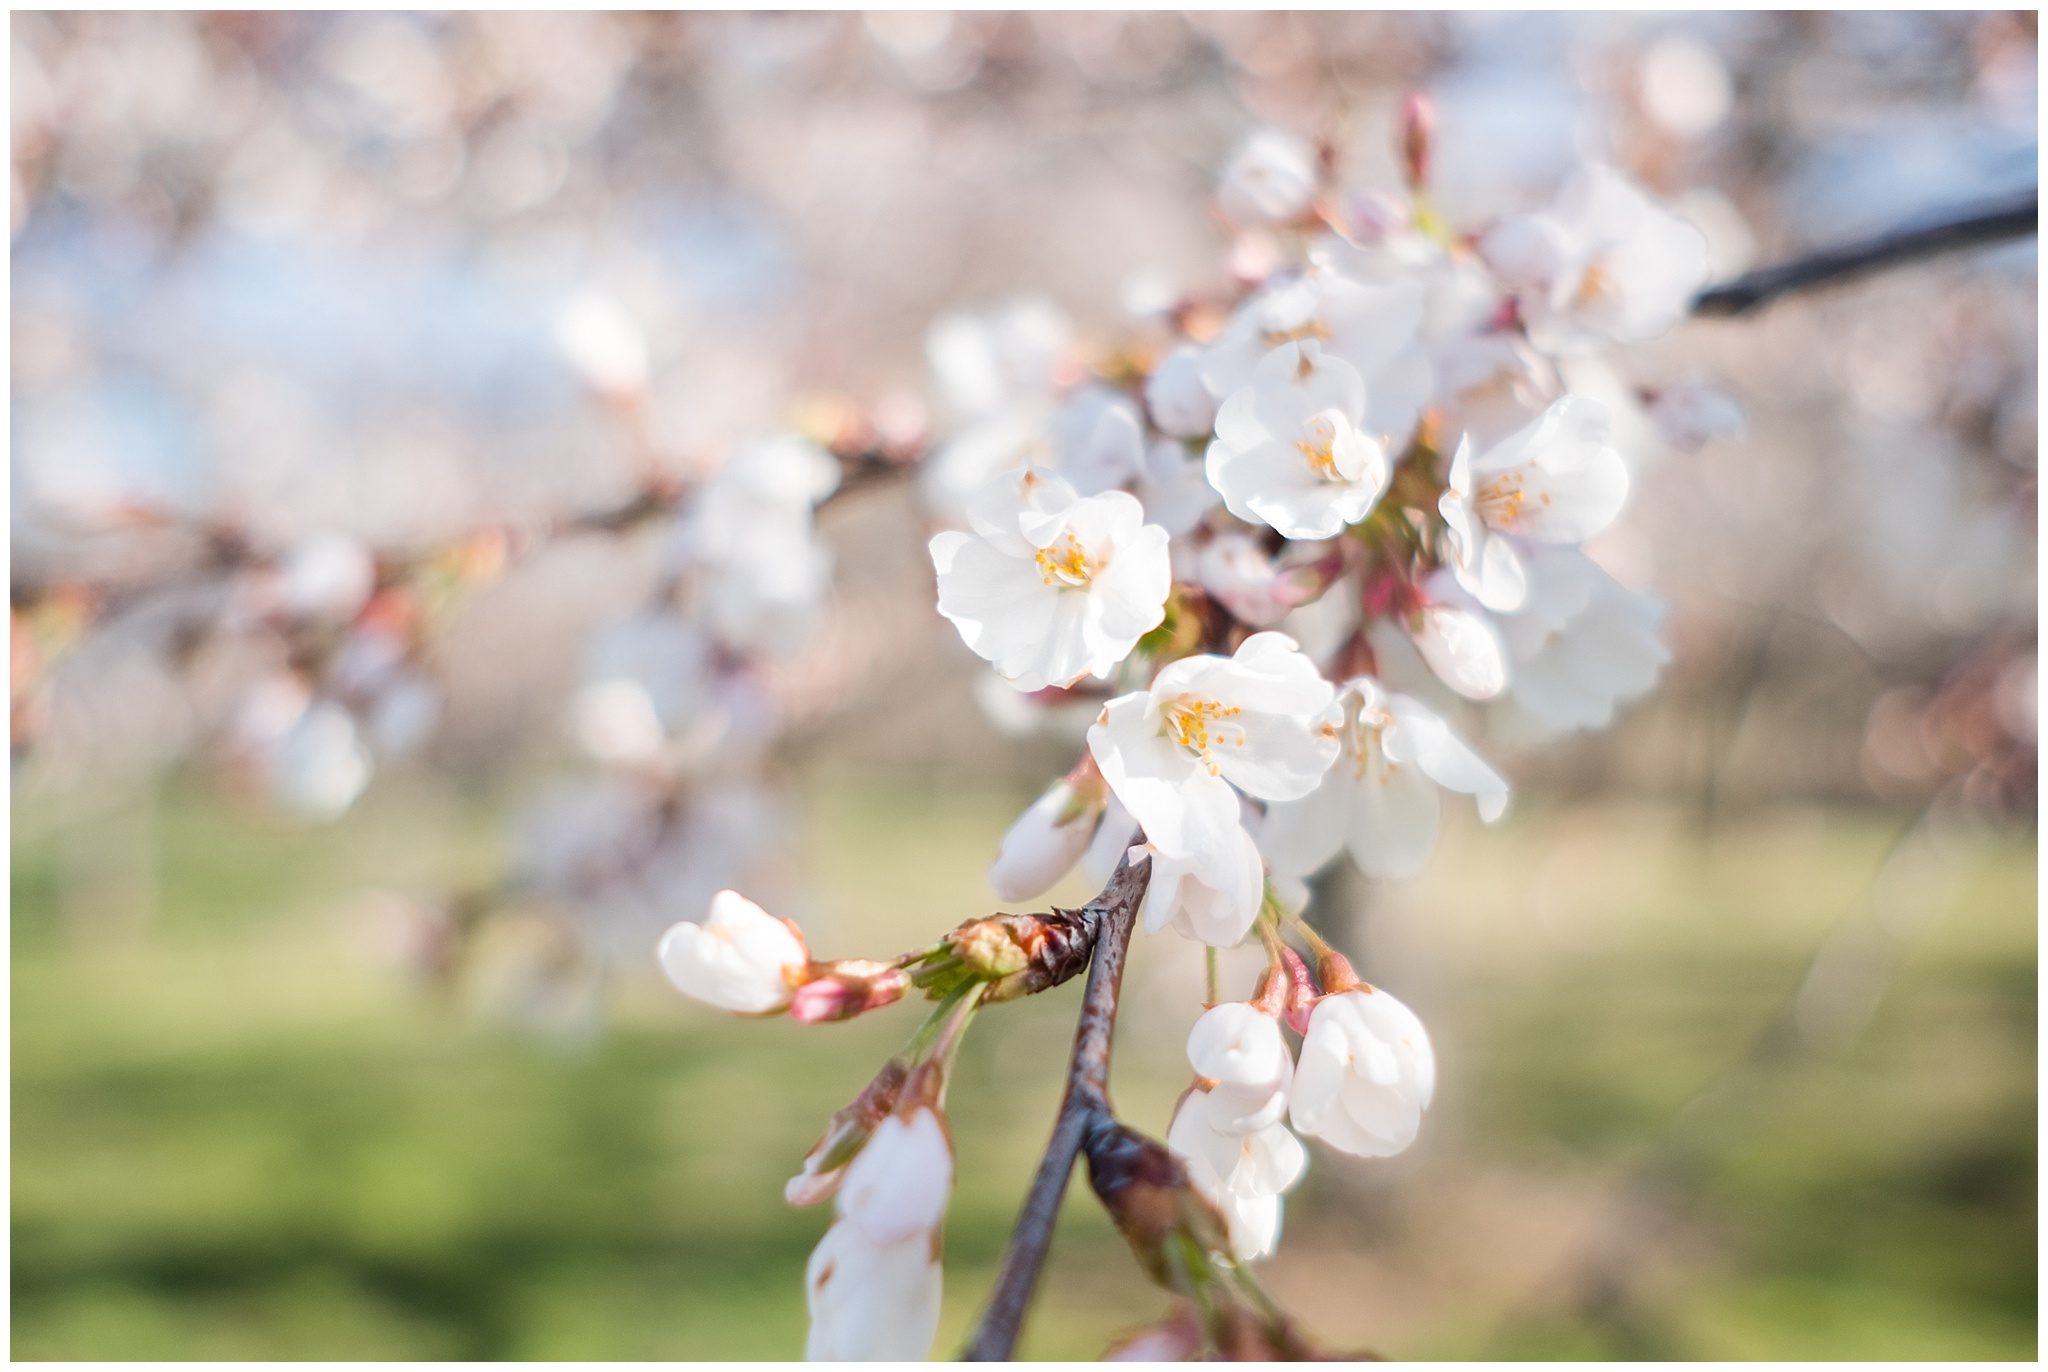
[1278,903,1338,963]
[961,849,1153,1361]
[1205,947,1220,1006]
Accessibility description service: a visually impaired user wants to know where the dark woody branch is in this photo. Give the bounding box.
[961,851,1152,1361]
[1692,192,2037,317]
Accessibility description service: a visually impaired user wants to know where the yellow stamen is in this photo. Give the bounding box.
[1034,533,1096,588]
[1163,695,1245,775]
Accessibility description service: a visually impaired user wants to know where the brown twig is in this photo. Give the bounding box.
[961,850,1152,1361]
[1691,192,2037,317]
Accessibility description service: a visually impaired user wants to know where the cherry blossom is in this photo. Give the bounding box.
[1262,678,1510,882]
[1187,1001,1294,1133]
[1491,545,1670,734]
[1166,1091,1308,1262]
[1198,533,1324,628]
[1290,984,1436,1158]
[1205,340,1391,541]
[657,889,809,1015]
[1409,571,1512,701]
[1438,395,1631,612]
[1087,632,1341,858]
[931,469,1173,692]
[1198,266,1433,443]
[1133,825,1265,948]
[1480,163,1711,355]
[806,1104,953,1360]
[1216,126,1318,228]
[1144,343,1218,440]
[989,770,1110,902]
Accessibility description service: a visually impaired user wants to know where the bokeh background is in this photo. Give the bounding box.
[10,10,2037,1361]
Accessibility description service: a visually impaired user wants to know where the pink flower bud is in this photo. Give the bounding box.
[789,961,910,1024]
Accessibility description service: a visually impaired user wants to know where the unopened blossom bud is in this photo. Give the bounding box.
[1084,1115,1233,1287]
[990,763,1110,902]
[923,907,1097,1002]
[786,1060,908,1207]
[788,960,911,1023]
[1165,1092,1308,1262]
[1144,344,1218,440]
[804,1216,943,1362]
[657,889,810,1015]
[1290,983,1436,1159]
[806,1102,955,1359]
[1217,126,1318,227]
[1186,1001,1294,1134]
[1401,90,1435,192]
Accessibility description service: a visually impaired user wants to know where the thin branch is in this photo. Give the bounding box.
[961,851,1152,1362]
[1691,192,2037,317]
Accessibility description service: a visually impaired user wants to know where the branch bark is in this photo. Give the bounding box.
[1691,192,2037,317]
[961,851,1152,1361]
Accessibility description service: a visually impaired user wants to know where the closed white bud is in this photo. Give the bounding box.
[1187,1001,1295,1134]
[1289,986,1436,1158]
[805,1105,953,1361]
[836,1106,954,1246]
[804,1217,943,1362]
[657,890,809,1015]
[989,777,1106,902]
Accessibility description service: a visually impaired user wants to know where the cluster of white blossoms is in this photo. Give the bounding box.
[657,113,1735,1358]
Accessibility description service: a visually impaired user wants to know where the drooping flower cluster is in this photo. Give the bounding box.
[655,113,1734,1359]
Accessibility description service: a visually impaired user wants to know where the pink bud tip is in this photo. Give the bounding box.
[1280,946,1319,1035]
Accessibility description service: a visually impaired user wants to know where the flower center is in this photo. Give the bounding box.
[1572,257,1615,309]
[1033,533,1097,588]
[1474,472,1530,528]
[1163,694,1245,774]
[1295,410,1353,483]
[1262,317,1332,348]
[1347,705,1393,782]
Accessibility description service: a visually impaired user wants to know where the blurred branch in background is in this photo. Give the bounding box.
[1694,191,2039,316]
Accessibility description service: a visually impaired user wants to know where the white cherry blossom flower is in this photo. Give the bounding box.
[805,1218,943,1362]
[925,294,1071,422]
[1206,340,1390,541]
[1187,1002,1294,1133]
[988,772,1109,902]
[1410,571,1511,701]
[1439,395,1631,612]
[930,469,1172,692]
[1199,266,1433,443]
[1046,386,1147,496]
[1086,632,1341,858]
[1492,545,1669,734]
[1289,984,1436,1158]
[674,437,841,659]
[277,532,376,623]
[269,698,373,819]
[1134,823,1265,948]
[1135,438,1221,537]
[1167,1092,1308,1262]
[1216,126,1317,227]
[569,613,723,768]
[657,889,809,1015]
[554,289,648,399]
[1144,344,1217,440]
[1480,163,1710,355]
[1198,533,1322,628]
[1261,678,1509,882]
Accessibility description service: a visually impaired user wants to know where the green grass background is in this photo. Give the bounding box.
[11,773,2037,1359]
